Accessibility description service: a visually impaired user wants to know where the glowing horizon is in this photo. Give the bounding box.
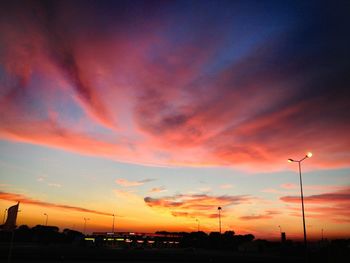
[0,0,349,240]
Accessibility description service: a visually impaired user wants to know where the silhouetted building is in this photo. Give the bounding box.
[87,232,181,248]
[281,232,286,243]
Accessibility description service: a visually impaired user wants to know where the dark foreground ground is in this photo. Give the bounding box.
[0,244,349,263]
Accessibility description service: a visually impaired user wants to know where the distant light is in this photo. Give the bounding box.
[288,159,294,163]
[306,152,313,158]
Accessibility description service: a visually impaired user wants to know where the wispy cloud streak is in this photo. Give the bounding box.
[280,187,350,222]
[0,191,112,216]
[239,210,281,221]
[115,178,154,187]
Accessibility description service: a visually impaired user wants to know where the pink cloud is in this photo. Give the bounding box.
[280,187,350,222]
[280,187,350,204]
[115,178,154,187]
[0,1,349,171]
[149,187,167,193]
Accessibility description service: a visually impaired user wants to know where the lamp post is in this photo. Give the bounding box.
[196,219,200,232]
[43,213,48,226]
[83,217,90,235]
[278,225,282,234]
[288,152,312,252]
[218,207,222,234]
[3,208,7,224]
[112,214,115,233]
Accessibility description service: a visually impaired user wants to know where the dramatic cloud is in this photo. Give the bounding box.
[280,187,350,222]
[115,178,154,187]
[0,191,112,216]
[144,193,252,218]
[0,1,349,170]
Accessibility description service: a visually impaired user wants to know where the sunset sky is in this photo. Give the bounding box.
[0,0,349,240]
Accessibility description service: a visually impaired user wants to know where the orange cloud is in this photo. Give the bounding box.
[144,193,252,218]
[239,210,281,221]
[0,191,112,216]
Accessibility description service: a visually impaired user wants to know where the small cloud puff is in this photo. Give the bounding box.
[115,178,154,187]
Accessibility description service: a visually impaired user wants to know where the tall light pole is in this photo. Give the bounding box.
[288,152,312,251]
[83,217,90,235]
[3,208,7,224]
[218,207,222,234]
[43,213,48,226]
[112,214,115,233]
[278,225,282,234]
[196,219,200,232]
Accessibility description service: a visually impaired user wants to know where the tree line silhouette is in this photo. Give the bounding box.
[0,225,84,244]
[0,225,349,262]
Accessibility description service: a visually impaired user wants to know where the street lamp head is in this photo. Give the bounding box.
[306,152,313,158]
[44,213,47,216]
[288,158,294,163]
[218,206,222,210]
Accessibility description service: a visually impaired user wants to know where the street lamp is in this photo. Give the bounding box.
[112,214,115,233]
[218,207,222,234]
[321,228,324,241]
[196,219,200,232]
[278,225,282,234]
[43,213,48,226]
[83,217,90,235]
[288,152,312,250]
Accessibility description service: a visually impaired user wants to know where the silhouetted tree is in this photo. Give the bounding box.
[62,228,84,243]
[31,225,63,244]
[15,225,32,242]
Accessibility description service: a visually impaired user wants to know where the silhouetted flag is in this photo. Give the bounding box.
[2,202,19,230]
